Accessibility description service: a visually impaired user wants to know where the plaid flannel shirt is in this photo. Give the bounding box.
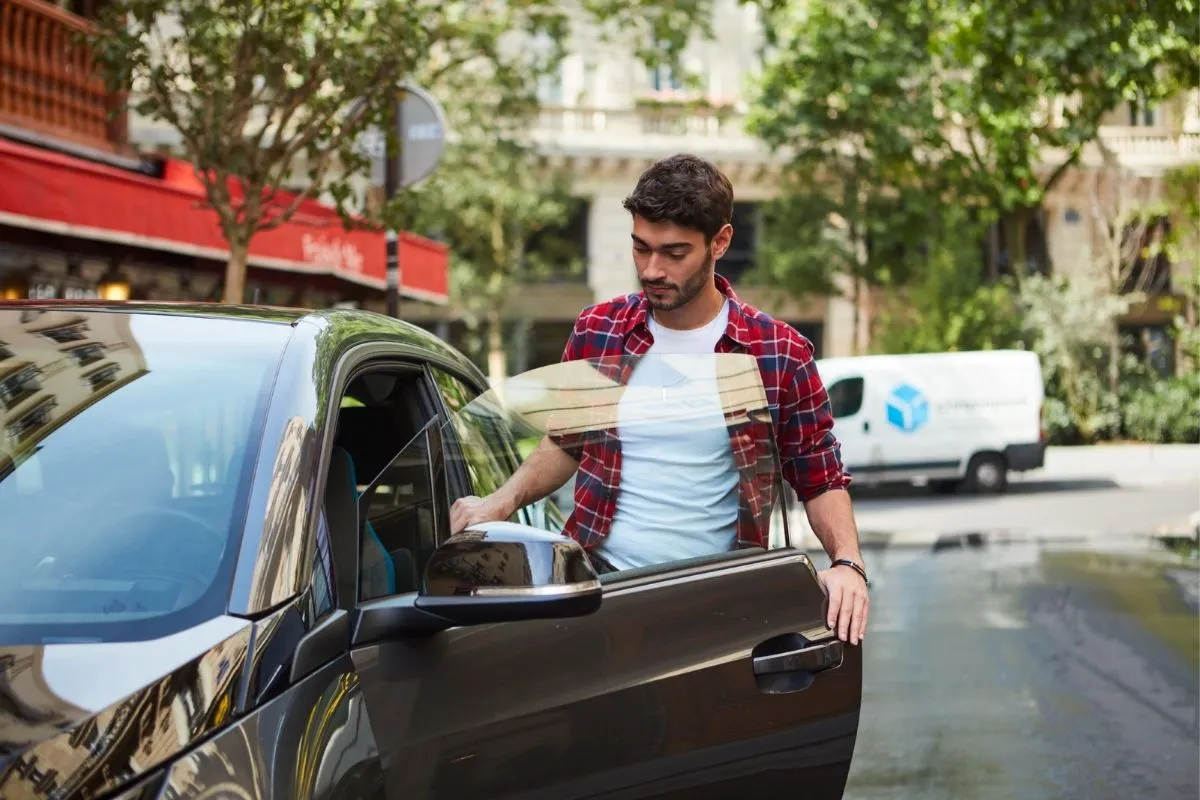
[554,275,850,551]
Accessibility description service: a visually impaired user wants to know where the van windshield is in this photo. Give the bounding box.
[0,310,289,644]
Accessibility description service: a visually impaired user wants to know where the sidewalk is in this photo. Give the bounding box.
[1025,443,1200,488]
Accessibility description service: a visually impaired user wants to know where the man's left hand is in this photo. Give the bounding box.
[817,566,869,645]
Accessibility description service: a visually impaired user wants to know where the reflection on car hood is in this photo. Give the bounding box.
[0,615,251,799]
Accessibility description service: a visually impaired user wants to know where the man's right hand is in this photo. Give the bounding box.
[449,493,514,535]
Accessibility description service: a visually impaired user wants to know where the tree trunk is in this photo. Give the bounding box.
[1002,210,1030,276]
[486,310,507,391]
[1108,323,1121,394]
[986,223,1001,282]
[223,240,250,304]
[850,277,863,356]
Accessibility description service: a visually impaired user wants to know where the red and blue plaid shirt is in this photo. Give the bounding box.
[555,274,851,551]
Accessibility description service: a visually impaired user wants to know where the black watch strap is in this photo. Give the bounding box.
[831,558,869,586]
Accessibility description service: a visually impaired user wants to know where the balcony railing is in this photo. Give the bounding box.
[532,105,768,158]
[535,105,1200,171]
[0,0,127,152]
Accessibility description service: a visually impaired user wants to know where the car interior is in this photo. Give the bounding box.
[324,367,443,602]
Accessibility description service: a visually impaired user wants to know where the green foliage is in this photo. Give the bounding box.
[747,0,1200,299]
[746,0,947,298]
[91,0,716,303]
[92,0,429,250]
[1122,372,1200,444]
[1017,273,1134,442]
[871,205,1025,353]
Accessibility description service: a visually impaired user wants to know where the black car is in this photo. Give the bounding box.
[0,303,862,800]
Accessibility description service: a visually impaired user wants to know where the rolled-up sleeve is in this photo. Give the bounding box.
[778,342,852,502]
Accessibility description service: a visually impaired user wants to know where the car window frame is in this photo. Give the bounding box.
[312,353,449,614]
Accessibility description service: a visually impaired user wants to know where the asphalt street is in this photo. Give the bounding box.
[849,478,1200,543]
[818,476,1200,800]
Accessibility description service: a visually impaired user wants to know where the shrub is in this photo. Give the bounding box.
[1121,372,1200,444]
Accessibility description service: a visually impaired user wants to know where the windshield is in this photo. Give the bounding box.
[0,310,289,643]
[439,353,792,575]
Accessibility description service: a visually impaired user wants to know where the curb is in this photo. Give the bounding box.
[796,527,1200,552]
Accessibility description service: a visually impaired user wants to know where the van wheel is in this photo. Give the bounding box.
[966,453,1008,493]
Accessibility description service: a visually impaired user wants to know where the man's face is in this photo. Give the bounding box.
[631,216,733,312]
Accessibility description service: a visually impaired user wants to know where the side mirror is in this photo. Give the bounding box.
[413,522,602,626]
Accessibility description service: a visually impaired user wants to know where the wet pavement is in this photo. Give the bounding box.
[834,538,1199,800]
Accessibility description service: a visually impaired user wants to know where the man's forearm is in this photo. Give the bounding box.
[803,488,862,563]
[494,436,578,515]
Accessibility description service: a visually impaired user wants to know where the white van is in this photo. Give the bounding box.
[814,350,1047,493]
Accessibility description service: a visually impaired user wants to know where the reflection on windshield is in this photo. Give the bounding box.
[0,310,289,642]
[445,353,790,573]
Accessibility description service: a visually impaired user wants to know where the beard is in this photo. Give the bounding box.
[641,248,713,312]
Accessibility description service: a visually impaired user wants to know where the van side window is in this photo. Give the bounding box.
[828,377,865,418]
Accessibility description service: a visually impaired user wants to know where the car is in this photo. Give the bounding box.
[0,302,862,800]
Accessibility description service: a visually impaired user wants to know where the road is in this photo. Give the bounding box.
[810,474,1200,800]
[849,478,1200,543]
[785,476,1200,549]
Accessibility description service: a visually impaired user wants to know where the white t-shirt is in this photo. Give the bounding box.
[597,300,739,570]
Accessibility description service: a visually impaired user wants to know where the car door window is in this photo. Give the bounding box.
[430,368,565,532]
[321,365,444,603]
[828,376,865,418]
[357,426,440,601]
[430,369,516,498]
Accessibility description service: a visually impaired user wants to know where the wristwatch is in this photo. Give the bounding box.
[831,558,869,586]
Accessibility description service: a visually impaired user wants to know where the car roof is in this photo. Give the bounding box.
[0,301,485,385]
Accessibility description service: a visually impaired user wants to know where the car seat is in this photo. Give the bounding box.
[326,446,418,600]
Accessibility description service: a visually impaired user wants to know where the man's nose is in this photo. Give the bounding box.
[641,254,668,280]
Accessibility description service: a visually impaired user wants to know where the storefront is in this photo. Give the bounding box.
[0,137,449,309]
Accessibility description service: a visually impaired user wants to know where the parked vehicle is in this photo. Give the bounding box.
[815,350,1047,493]
[0,303,862,800]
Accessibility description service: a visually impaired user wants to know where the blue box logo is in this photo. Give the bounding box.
[886,383,930,433]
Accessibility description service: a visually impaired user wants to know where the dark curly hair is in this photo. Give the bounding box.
[622,154,733,242]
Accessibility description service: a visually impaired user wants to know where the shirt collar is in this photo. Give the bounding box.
[623,273,755,349]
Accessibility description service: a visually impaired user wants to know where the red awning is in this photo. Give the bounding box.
[0,137,449,304]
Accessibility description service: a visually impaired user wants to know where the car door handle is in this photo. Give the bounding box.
[753,638,844,676]
[862,419,870,433]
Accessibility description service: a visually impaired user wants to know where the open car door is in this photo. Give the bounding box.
[351,353,862,799]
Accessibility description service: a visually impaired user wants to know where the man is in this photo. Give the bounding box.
[451,154,869,645]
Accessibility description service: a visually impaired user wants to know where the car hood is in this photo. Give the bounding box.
[0,615,252,799]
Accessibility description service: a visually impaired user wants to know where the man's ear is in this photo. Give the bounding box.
[710,222,734,260]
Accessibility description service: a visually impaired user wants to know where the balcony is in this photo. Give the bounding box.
[0,0,128,154]
[531,104,773,163]
[1090,126,1200,170]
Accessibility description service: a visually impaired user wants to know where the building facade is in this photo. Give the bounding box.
[0,0,449,310]
[398,0,1199,369]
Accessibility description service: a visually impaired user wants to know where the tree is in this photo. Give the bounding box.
[1162,164,1200,373]
[1018,272,1128,443]
[398,134,580,386]
[746,0,951,353]
[746,0,1199,343]
[1083,142,1174,390]
[917,0,1199,273]
[92,0,717,304]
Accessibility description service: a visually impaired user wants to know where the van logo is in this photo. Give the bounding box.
[886,383,929,433]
